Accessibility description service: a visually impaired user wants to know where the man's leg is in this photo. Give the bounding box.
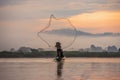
[60,49,64,58]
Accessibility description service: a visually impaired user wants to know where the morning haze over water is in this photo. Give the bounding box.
[0,58,120,80]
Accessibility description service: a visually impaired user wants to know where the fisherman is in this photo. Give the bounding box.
[55,42,64,60]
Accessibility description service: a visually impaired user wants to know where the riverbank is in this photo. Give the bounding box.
[0,51,120,58]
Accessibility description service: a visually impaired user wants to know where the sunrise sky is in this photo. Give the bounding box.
[0,0,120,32]
[0,0,120,50]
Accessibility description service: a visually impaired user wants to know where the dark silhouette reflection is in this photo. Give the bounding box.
[56,61,64,80]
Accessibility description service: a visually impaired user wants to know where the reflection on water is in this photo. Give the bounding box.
[0,58,120,80]
[56,61,64,80]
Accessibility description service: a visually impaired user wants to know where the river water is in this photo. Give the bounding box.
[0,58,120,80]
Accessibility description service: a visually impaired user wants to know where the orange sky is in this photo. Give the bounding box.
[69,11,120,33]
[1,11,120,34]
[0,0,120,50]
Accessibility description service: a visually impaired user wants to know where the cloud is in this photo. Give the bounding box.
[0,0,120,35]
[44,28,120,37]
[0,0,120,21]
[0,0,28,7]
[67,0,120,12]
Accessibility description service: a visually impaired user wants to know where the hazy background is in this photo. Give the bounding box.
[0,0,120,51]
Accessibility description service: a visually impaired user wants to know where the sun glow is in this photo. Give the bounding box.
[70,11,120,33]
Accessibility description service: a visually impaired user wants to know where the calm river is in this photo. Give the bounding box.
[0,58,120,80]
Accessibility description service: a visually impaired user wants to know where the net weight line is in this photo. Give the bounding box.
[37,14,77,49]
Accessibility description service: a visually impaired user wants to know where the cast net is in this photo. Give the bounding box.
[37,14,77,50]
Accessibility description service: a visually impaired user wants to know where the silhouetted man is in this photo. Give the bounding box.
[55,42,64,60]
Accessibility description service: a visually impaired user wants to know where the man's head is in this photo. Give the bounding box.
[56,42,61,45]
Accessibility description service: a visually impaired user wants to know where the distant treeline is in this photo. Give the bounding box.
[0,51,120,58]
